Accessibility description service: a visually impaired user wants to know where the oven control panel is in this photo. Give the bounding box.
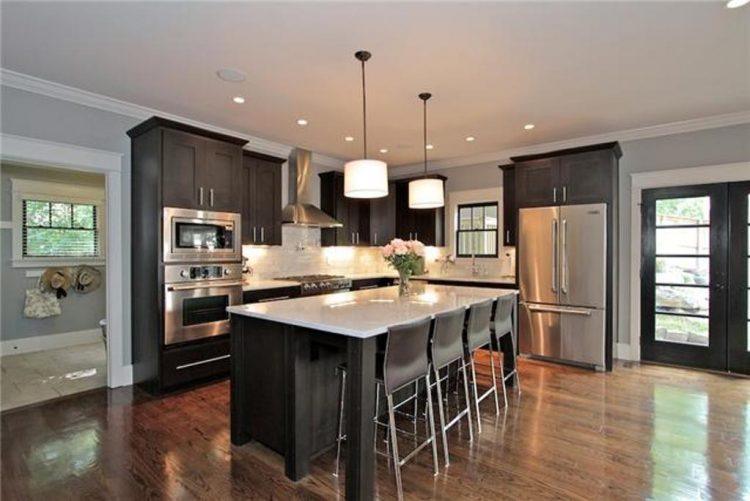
[164,263,243,284]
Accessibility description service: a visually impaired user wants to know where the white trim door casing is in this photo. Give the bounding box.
[0,132,131,388]
[628,161,750,361]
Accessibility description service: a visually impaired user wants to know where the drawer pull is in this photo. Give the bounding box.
[358,285,379,290]
[176,354,230,370]
[257,295,290,303]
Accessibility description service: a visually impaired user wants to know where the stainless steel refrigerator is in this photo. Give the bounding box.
[518,203,607,371]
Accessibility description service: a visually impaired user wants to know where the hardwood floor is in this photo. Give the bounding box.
[2,359,748,500]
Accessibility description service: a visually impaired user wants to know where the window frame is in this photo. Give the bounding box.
[11,178,106,268]
[455,201,499,258]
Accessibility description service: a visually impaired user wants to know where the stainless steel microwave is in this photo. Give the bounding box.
[162,207,241,263]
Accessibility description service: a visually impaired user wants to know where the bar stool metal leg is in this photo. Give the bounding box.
[486,343,501,415]
[460,353,475,442]
[334,366,346,478]
[386,394,404,501]
[433,366,450,466]
[468,352,482,434]
[425,372,439,476]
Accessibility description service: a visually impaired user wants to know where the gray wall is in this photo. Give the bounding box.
[1,163,106,340]
[1,86,136,363]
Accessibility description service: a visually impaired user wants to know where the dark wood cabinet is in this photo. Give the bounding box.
[394,177,446,246]
[160,126,242,212]
[242,152,284,245]
[319,171,370,246]
[369,182,396,246]
[350,277,395,291]
[128,116,248,395]
[242,286,301,304]
[514,157,559,207]
[500,165,516,246]
[511,142,621,208]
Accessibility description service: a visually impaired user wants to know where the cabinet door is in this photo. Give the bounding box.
[162,129,202,209]
[515,158,559,208]
[202,139,241,213]
[240,156,256,244]
[559,151,613,205]
[349,199,370,246]
[395,182,415,239]
[253,159,282,245]
[413,207,444,246]
[501,166,516,246]
[320,172,350,246]
[370,182,396,246]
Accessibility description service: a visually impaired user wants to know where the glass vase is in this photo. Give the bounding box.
[397,269,411,297]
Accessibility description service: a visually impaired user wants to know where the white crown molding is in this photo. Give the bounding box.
[0,68,345,169]
[392,109,750,175]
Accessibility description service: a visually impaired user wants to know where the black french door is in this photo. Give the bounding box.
[642,183,749,375]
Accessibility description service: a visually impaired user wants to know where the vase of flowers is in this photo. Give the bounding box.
[381,238,425,296]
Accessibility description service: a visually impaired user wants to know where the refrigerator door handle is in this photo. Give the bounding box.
[526,304,592,316]
[561,218,568,295]
[551,219,558,293]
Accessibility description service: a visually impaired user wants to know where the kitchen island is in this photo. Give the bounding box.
[228,283,518,500]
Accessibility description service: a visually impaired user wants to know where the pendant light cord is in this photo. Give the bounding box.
[361,58,367,158]
[423,98,427,176]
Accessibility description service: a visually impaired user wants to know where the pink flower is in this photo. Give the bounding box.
[394,241,408,255]
[381,244,394,258]
[410,240,425,257]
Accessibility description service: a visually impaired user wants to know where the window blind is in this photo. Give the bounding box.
[22,199,99,257]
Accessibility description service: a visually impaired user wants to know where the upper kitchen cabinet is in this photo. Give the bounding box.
[319,171,370,246]
[394,177,446,246]
[129,117,247,213]
[499,165,516,246]
[369,181,396,246]
[511,142,621,208]
[241,151,284,245]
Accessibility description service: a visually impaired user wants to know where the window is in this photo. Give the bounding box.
[456,202,498,257]
[11,178,105,266]
[23,200,98,257]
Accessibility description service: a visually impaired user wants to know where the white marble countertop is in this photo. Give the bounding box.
[228,283,518,338]
[411,275,516,285]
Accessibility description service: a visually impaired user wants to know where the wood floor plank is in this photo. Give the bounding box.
[2,359,748,500]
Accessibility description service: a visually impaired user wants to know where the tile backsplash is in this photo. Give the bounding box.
[243,226,515,279]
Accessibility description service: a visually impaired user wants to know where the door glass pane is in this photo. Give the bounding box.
[655,314,708,346]
[655,257,709,286]
[656,196,710,226]
[656,227,710,255]
[656,286,709,316]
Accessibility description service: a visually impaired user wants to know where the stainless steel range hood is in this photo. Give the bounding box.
[282,148,343,228]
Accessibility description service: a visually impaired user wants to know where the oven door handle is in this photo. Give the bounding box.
[167,281,244,291]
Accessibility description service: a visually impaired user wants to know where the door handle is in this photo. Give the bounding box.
[260,226,265,243]
[199,187,204,206]
[209,188,215,207]
[167,280,244,291]
[176,354,230,370]
[551,219,558,293]
[561,218,568,295]
[527,304,592,316]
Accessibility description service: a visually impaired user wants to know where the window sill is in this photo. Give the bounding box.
[11,259,106,269]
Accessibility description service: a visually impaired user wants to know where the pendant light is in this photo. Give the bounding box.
[409,92,444,209]
[344,50,388,199]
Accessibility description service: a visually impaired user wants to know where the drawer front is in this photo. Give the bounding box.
[243,286,300,304]
[161,337,230,389]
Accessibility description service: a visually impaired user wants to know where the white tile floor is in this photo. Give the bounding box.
[1,341,107,411]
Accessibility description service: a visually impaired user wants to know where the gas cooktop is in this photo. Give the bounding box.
[275,274,352,295]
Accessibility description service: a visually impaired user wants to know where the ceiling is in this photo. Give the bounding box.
[1,1,748,167]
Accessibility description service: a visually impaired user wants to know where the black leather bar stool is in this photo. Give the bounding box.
[463,299,503,434]
[428,308,474,466]
[334,318,439,500]
[491,294,521,396]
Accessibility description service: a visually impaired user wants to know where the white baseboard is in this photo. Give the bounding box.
[1,328,102,356]
[615,342,639,361]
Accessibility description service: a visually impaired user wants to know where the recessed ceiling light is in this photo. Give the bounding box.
[425,144,434,150]
[216,68,246,83]
[296,118,308,126]
[524,124,535,130]
[345,136,355,142]
[379,148,388,154]
[727,0,749,8]
[232,96,245,104]
[465,136,476,142]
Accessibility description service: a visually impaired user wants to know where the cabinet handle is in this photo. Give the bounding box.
[253,227,257,243]
[351,232,355,244]
[199,187,204,206]
[209,188,215,207]
[260,227,265,243]
[553,187,557,204]
[409,232,412,240]
[414,232,418,241]
[562,186,567,203]
[358,284,379,290]
[506,230,510,243]
[257,295,290,303]
[176,354,230,371]
[356,232,360,244]
[374,232,378,245]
